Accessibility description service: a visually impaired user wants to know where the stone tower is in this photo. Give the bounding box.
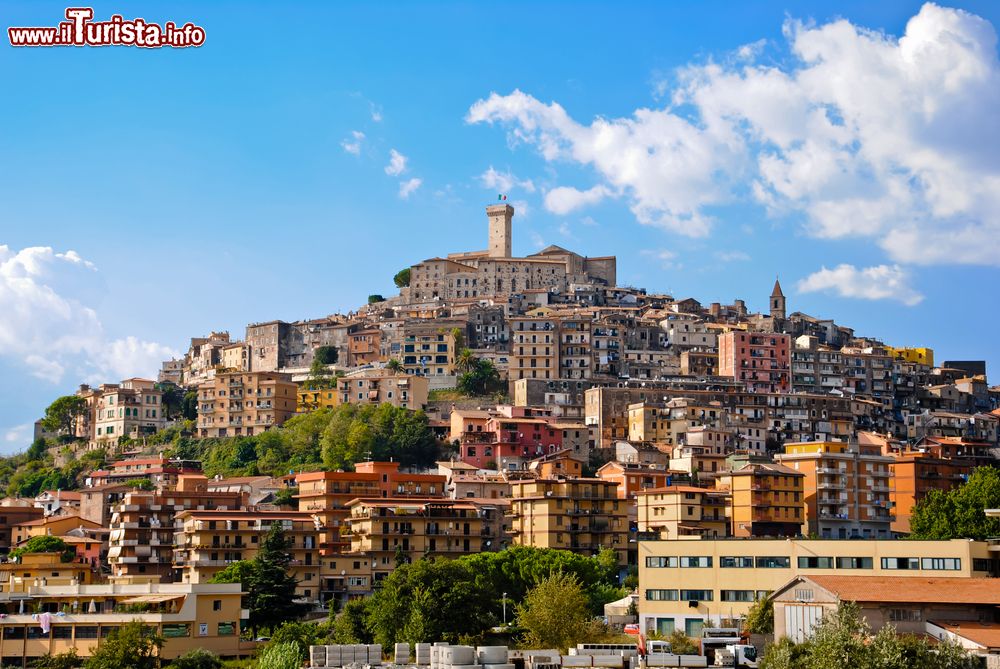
[770,278,786,321]
[486,203,514,258]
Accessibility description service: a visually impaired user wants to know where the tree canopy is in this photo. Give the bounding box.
[517,572,598,651]
[40,395,87,436]
[368,294,386,304]
[456,354,503,396]
[83,621,163,669]
[393,268,411,288]
[210,524,309,636]
[909,467,1000,540]
[10,535,75,562]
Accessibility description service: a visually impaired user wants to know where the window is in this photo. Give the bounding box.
[755,556,790,568]
[888,608,921,622]
[921,558,961,571]
[973,558,995,572]
[793,589,814,602]
[4,626,25,639]
[162,624,191,638]
[645,589,679,601]
[52,626,73,639]
[798,556,834,569]
[679,556,712,568]
[720,556,753,568]
[680,590,713,601]
[881,557,919,570]
[721,590,756,602]
[218,622,237,636]
[213,599,222,611]
[836,557,873,569]
[75,626,98,639]
[646,556,677,568]
[27,626,48,639]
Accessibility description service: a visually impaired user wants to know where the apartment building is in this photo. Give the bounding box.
[91,378,166,448]
[196,371,297,438]
[107,476,247,583]
[596,462,682,499]
[890,452,973,534]
[508,478,627,564]
[346,498,505,580]
[680,350,718,377]
[296,462,446,555]
[336,368,429,410]
[776,441,894,539]
[0,582,247,662]
[716,463,804,538]
[0,505,44,555]
[559,317,594,380]
[173,510,322,604]
[718,331,791,393]
[86,456,202,489]
[637,538,998,637]
[509,317,560,382]
[0,552,95,592]
[347,329,382,366]
[635,485,729,539]
[297,386,339,412]
[400,320,461,379]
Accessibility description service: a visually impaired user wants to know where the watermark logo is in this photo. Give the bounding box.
[8,7,205,48]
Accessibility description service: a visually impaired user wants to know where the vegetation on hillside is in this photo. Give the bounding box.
[908,466,1000,540]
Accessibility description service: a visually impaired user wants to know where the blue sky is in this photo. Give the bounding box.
[2,1,999,453]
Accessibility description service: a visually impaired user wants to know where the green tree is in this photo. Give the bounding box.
[84,620,163,669]
[744,596,774,635]
[35,650,80,669]
[40,395,87,437]
[455,348,476,374]
[516,572,596,651]
[181,390,199,421]
[246,524,310,635]
[386,358,403,372]
[393,268,411,288]
[255,642,302,669]
[314,346,339,365]
[272,487,297,508]
[268,621,325,660]
[307,357,335,390]
[331,598,372,644]
[368,294,386,304]
[10,535,75,562]
[449,327,465,351]
[157,383,185,421]
[664,630,699,655]
[457,358,502,396]
[168,648,222,669]
[910,467,1000,540]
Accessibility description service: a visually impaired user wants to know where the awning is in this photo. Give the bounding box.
[119,595,185,604]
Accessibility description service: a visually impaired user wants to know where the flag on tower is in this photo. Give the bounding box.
[498,194,507,201]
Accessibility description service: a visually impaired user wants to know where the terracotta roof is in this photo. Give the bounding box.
[802,576,1000,605]
[635,485,716,495]
[931,621,1000,650]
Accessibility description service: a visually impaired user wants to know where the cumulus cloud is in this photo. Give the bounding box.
[3,424,31,446]
[468,4,1000,265]
[385,149,408,176]
[716,250,751,262]
[398,178,423,199]
[544,185,614,216]
[640,249,682,270]
[798,264,924,306]
[0,245,177,384]
[370,102,383,123]
[341,131,365,156]
[478,166,536,194]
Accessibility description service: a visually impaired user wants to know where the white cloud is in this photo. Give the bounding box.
[399,178,423,199]
[509,199,530,218]
[716,250,751,262]
[341,130,365,156]
[557,222,575,240]
[3,424,31,445]
[580,216,599,227]
[0,245,178,384]
[385,149,408,176]
[370,102,383,123]
[640,249,682,270]
[543,185,613,216]
[528,231,546,250]
[468,4,1000,265]
[797,264,924,306]
[478,166,535,194]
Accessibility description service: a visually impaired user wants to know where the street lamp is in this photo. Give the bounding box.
[502,592,508,625]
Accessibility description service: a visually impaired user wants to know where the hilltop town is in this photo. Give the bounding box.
[3,203,1000,664]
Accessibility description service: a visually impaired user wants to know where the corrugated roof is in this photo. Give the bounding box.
[803,576,1000,605]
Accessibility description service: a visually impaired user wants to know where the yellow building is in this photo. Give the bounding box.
[508,317,560,381]
[173,510,321,604]
[401,323,458,378]
[635,486,729,540]
[508,478,627,564]
[776,440,894,539]
[346,498,507,581]
[0,552,94,592]
[297,387,339,412]
[716,463,804,538]
[197,371,297,438]
[12,515,104,547]
[887,346,934,368]
[0,582,248,662]
[638,538,996,637]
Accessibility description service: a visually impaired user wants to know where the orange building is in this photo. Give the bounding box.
[595,462,685,499]
[717,462,804,538]
[890,453,972,534]
[197,370,297,438]
[635,485,730,539]
[776,441,894,539]
[348,329,382,366]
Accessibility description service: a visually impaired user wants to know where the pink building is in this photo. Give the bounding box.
[718,331,791,393]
